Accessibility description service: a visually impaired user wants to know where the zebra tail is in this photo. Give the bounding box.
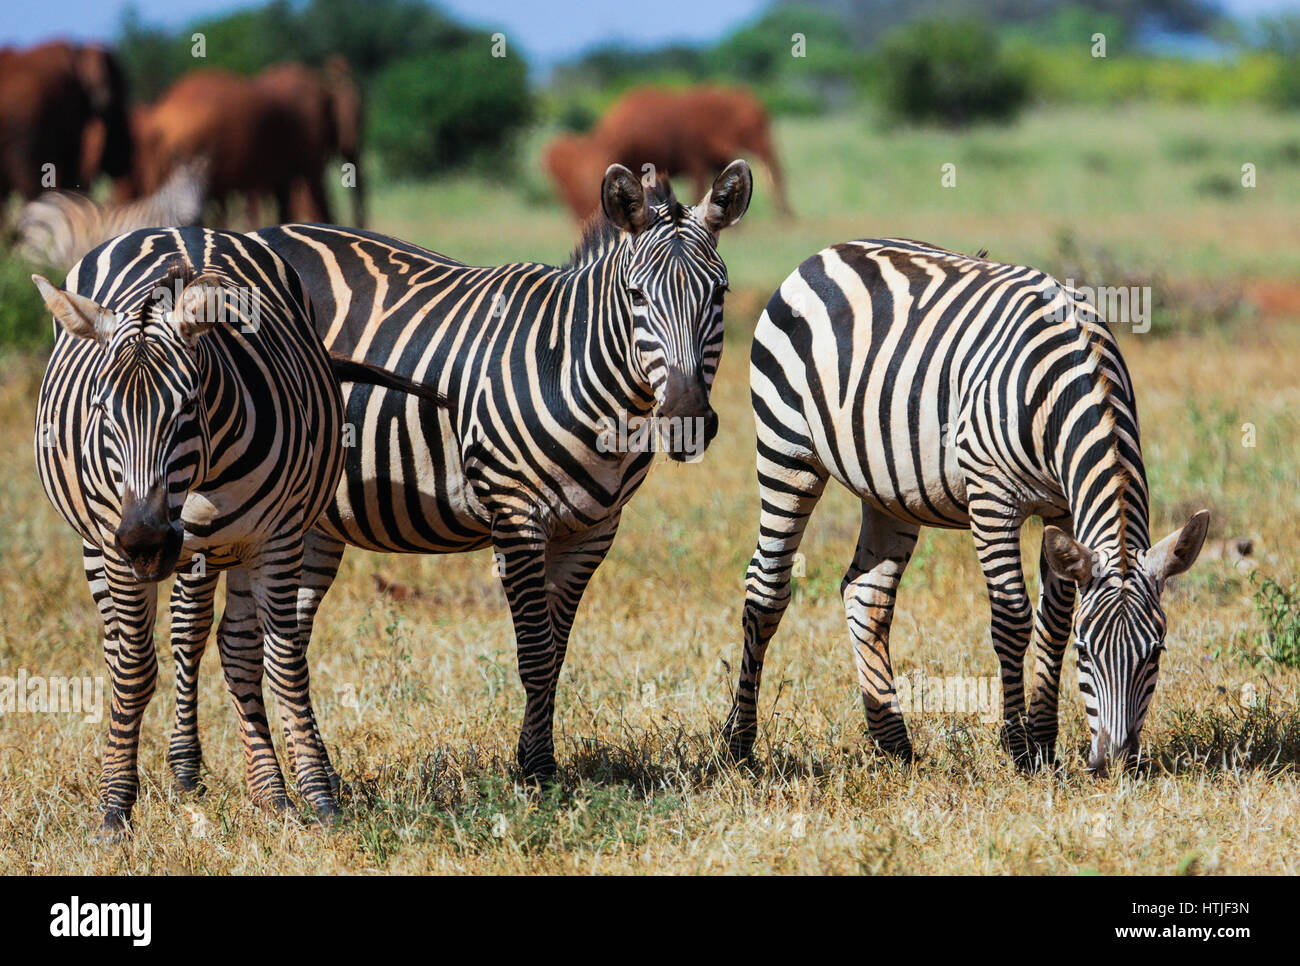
[328,355,449,407]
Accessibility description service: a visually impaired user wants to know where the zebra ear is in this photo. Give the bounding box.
[32,274,119,343]
[601,164,650,235]
[170,274,225,346]
[697,159,753,233]
[1042,525,1099,585]
[1144,509,1210,586]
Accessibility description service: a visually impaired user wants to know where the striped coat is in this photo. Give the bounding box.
[724,238,1208,774]
[34,226,345,832]
[156,162,754,783]
[15,158,207,270]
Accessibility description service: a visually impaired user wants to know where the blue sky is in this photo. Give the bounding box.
[2,0,1298,68]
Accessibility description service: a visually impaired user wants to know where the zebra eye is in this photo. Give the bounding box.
[627,289,647,307]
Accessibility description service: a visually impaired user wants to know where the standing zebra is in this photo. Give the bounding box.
[723,238,1208,775]
[160,161,752,783]
[34,226,346,833]
[15,158,208,271]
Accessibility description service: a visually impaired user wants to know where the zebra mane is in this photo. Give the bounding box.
[1081,328,1135,567]
[159,254,195,290]
[565,178,683,269]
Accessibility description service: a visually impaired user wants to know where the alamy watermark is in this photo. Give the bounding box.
[0,668,104,723]
[597,411,708,462]
[1045,279,1152,333]
[892,671,998,723]
[50,896,151,946]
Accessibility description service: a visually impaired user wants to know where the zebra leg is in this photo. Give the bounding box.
[248,534,340,820]
[217,566,290,813]
[167,569,219,794]
[93,550,160,835]
[842,506,920,760]
[493,518,561,780]
[541,513,622,749]
[722,456,828,760]
[1026,519,1078,768]
[293,529,347,796]
[969,501,1035,770]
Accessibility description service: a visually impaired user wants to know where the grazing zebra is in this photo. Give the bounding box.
[723,238,1208,775]
[15,158,207,270]
[33,225,348,833]
[159,161,751,783]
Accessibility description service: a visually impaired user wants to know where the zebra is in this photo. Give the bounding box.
[34,225,352,834]
[14,158,208,271]
[722,238,1208,775]
[156,161,753,784]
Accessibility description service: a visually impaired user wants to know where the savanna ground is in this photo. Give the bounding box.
[2,104,1300,874]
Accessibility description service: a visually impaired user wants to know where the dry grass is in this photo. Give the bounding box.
[1,309,1298,874]
[2,104,1299,874]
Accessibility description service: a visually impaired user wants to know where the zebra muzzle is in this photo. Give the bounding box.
[1087,725,1137,776]
[657,368,718,462]
[115,487,183,581]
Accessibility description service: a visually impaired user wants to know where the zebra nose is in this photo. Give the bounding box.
[659,368,715,421]
[114,487,182,578]
[658,368,717,459]
[1087,726,1131,776]
[115,516,171,556]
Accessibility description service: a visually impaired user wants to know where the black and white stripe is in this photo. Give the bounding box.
[163,162,753,782]
[723,238,1208,774]
[15,159,207,271]
[34,225,345,833]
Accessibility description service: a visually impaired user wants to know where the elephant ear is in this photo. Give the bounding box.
[76,45,132,178]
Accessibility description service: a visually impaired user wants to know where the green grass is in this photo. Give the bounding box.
[355,103,1300,293]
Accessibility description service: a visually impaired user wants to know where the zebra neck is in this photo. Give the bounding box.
[1051,399,1152,563]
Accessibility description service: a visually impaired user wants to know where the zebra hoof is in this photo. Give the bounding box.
[95,809,132,842]
[305,800,342,828]
[254,793,292,816]
[720,709,757,763]
[873,739,915,764]
[1020,742,1058,773]
[171,770,206,796]
[517,750,558,785]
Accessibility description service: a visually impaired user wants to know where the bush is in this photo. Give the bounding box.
[0,253,54,352]
[1251,573,1300,668]
[369,46,533,178]
[876,18,1029,126]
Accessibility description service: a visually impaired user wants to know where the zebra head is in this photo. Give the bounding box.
[1043,509,1209,774]
[33,263,231,581]
[600,160,752,461]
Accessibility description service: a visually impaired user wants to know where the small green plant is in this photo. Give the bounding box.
[1251,573,1300,668]
[0,252,53,352]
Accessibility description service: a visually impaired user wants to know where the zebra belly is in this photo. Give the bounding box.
[316,386,492,554]
[820,419,972,529]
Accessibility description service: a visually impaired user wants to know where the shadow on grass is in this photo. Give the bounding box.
[331,721,902,865]
[1142,700,1300,776]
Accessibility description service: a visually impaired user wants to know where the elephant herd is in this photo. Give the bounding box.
[0,41,364,230]
[2,40,788,242]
